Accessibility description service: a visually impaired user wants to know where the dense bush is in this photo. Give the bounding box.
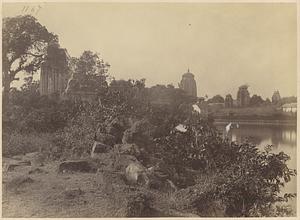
[154,113,296,216]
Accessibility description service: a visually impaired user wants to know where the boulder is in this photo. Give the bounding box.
[125,162,149,186]
[4,160,31,172]
[113,154,139,172]
[58,160,97,173]
[91,141,112,158]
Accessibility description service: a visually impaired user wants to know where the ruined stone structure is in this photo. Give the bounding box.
[237,85,250,107]
[272,90,281,104]
[179,69,197,97]
[224,94,234,108]
[39,44,69,96]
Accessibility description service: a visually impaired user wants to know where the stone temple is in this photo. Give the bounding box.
[39,43,70,96]
[237,85,250,107]
[179,69,197,97]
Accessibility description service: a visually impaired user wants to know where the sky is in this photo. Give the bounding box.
[2,2,297,99]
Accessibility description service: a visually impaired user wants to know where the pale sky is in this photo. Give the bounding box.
[3,2,297,99]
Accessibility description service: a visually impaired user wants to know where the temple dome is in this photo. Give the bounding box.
[182,69,194,77]
[179,68,197,97]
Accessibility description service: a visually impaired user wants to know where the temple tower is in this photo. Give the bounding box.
[237,85,250,107]
[225,94,234,108]
[179,69,197,97]
[272,90,281,104]
[40,43,69,96]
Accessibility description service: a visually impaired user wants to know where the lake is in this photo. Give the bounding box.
[215,123,297,211]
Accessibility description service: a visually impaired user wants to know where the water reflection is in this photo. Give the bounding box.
[217,125,297,148]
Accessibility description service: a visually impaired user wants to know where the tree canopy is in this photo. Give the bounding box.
[207,95,225,103]
[2,15,58,102]
[66,51,110,94]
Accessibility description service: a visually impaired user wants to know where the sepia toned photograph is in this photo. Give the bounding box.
[1,1,298,217]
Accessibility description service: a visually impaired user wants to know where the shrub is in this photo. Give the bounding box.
[154,114,296,216]
[2,132,53,157]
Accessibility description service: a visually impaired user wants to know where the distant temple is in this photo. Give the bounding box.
[179,69,197,97]
[225,94,234,108]
[39,43,70,96]
[272,90,281,104]
[237,85,250,107]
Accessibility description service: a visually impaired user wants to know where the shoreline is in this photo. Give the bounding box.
[213,118,297,127]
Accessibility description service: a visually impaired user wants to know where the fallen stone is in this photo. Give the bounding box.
[113,154,139,172]
[125,162,149,186]
[91,141,112,157]
[58,160,97,174]
[5,160,31,172]
[115,143,141,157]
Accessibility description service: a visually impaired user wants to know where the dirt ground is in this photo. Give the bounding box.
[2,157,136,217]
[2,154,192,218]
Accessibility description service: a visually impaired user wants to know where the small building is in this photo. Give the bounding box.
[282,103,297,113]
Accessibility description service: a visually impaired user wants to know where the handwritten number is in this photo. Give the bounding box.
[21,5,42,15]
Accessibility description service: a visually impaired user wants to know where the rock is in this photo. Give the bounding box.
[113,154,139,172]
[94,132,116,146]
[4,160,31,172]
[125,162,149,186]
[114,143,141,157]
[58,160,97,173]
[147,176,177,193]
[91,141,112,158]
[64,188,84,199]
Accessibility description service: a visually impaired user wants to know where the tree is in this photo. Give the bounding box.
[207,95,225,103]
[2,15,58,103]
[249,94,265,106]
[66,51,110,93]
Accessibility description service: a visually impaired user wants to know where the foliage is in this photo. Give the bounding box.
[2,15,57,102]
[249,94,265,106]
[207,95,225,103]
[2,132,53,157]
[66,51,110,94]
[154,113,296,216]
[3,89,78,133]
